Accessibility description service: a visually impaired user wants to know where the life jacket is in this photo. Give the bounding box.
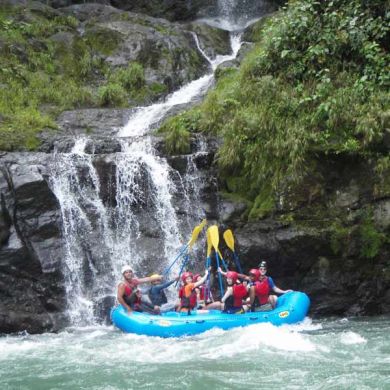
[225,283,248,310]
[254,277,271,305]
[197,285,206,301]
[122,282,141,305]
[148,288,167,306]
[179,285,197,309]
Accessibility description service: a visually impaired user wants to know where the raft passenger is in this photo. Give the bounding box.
[177,270,209,313]
[194,273,213,309]
[254,261,292,309]
[117,265,161,314]
[147,274,179,313]
[206,271,248,314]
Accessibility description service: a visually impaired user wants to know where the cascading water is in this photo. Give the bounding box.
[201,0,278,31]
[50,139,115,324]
[49,8,243,325]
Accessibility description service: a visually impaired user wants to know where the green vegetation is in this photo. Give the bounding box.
[0,5,161,150]
[158,110,200,154]
[160,0,389,209]
[330,209,388,260]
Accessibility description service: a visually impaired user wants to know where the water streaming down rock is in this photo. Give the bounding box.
[200,0,277,31]
[49,139,118,324]
[49,137,196,325]
[48,27,243,325]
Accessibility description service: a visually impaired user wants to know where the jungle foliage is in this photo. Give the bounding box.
[161,0,389,221]
[0,5,159,150]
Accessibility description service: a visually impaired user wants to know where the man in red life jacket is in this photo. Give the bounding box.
[177,270,209,313]
[117,265,162,314]
[249,261,292,311]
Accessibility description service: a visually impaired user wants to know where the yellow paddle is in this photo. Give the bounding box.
[223,229,235,252]
[166,219,206,277]
[188,219,207,249]
[223,229,243,273]
[208,225,224,295]
[206,227,212,258]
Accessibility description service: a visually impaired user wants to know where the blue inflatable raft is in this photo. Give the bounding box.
[111,291,310,338]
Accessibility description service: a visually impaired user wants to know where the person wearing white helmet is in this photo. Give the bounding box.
[117,265,161,314]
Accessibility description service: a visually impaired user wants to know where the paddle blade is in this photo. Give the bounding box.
[206,228,212,257]
[208,225,220,252]
[188,219,207,248]
[223,229,235,252]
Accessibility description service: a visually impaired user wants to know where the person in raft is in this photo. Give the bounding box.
[146,274,180,313]
[253,260,292,310]
[193,273,213,309]
[227,261,292,311]
[206,271,249,314]
[177,270,209,313]
[117,265,162,314]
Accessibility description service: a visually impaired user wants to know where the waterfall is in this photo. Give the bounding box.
[200,0,276,31]
[50,139,115,324]
[49,28,243,325]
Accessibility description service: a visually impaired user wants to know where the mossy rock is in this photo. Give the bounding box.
[242,14,273,42]
[187,22,231,58]
[84,25,123,55]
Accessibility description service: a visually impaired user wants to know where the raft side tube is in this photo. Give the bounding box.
[111,291,310,337]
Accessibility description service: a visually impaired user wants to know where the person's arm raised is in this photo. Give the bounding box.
[137,275,162,284]
[194,269,209,288]
[217,267,227,277]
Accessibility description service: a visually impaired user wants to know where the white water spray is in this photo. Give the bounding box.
[50,29,243,324]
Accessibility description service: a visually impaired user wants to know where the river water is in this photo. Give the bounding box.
[2,2,389,389]
[1,316,389,389]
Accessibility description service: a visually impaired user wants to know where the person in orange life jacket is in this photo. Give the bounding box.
[177,270,209,313]
[117,265,162,314]
[205,270,249,314]
[251,261,292,310]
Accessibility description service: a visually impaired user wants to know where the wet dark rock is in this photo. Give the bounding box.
[0,153,68,333]
[94,294,115,324]
[109,0,212,21]
[93,156,117,207]
[219,199,247,223]
[186,21,231,59]
[39,109,132,152]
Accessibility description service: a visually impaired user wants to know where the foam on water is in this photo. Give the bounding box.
[1,317,390,389]
[340,331,367,345]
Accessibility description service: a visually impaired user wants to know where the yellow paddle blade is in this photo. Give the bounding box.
[206,228,212,257]
[209,225,220,253]
[188,219,207,248]
[223,229,235,252]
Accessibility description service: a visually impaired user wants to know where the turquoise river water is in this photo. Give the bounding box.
[1,316,389,389]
